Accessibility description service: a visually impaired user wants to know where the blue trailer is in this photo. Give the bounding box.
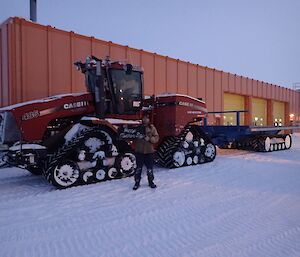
[201,110,298,152]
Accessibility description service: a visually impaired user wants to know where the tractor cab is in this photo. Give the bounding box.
[75,56,143,118]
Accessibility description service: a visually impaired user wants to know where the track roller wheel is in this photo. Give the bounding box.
[95,168,107,181]
[82,171,94,184]
[117,153,136,176]
[182,141,189,149]
[192,155,199,164]
[50,160,80,189]
[107,167,119,179]
[186,156,193,166]
[185,131,194,142]
[173,150,185,167]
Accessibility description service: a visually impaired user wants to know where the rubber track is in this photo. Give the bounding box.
[236,135,289,152]
[43,127,103,184]
[157,125,216,168]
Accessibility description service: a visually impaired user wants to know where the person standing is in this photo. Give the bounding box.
[133,113,159,190]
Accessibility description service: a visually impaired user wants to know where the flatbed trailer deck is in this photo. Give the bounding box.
[201,111,299,152]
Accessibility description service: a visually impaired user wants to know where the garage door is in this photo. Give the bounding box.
[273,101,285,126]
[223,93,245,125]
[252,98,267,126]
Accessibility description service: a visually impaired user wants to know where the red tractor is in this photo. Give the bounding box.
[0,56,216,188]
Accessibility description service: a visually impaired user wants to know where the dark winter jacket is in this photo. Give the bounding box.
[135,124,159,154]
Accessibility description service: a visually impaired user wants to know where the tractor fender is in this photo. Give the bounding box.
[79,117,118,133]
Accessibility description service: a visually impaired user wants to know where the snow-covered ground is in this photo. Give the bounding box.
[1,135,300,257]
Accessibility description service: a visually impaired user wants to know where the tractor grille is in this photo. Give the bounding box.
[0,112,5,144]
[0,112,21,145]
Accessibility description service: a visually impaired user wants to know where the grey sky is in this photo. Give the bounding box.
[0,0,299,88]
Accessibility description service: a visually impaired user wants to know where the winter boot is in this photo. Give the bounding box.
[133,182,140,190]
[149,182,157,189]
[133,168,142,190]
[147,170,156,188]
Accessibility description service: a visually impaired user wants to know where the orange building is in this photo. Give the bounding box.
[1,17,299,126]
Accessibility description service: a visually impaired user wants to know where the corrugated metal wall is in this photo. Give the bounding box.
[1,17,300,125]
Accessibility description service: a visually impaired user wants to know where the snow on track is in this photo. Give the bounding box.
[0,135,300,257]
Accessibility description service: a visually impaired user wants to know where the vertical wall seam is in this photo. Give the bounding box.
[221,71,223,112]
[176,59,178,93]
[234,74,237,93]
[70,31,74,92]
[227,72,229,95]
[196,65,198,98]
[6,23,10,105]
[125,45,128,61]
[186,62,189,95]
[90,36,93,55]
[108,41,111,58]
[153,53,156,95]
[212,69,215,112]
[140,50,143,94]
[0,25,2,106]
[20,19,24,102]
[11,20,16,104]
[46,26,50,96]
[165,56,168,93]
[14,18,20,103]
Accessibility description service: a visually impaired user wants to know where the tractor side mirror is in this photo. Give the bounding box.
[74,61,87,74]
[74,61,83,71]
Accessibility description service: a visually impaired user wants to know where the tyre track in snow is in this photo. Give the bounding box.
[0,168,52,205]
[0,170,298,250]
[1,179,297,257]
[0,182,247,241]
[196,225,300,257]
[1,135,300,257]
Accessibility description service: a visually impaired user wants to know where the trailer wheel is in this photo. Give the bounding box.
[204,143,216,162]
[50,160,80,189]
[278,143,282,150]
[285,134,292,149]
[264,137,271,152]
